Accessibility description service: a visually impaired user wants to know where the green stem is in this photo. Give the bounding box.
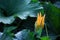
[45,23,49,37]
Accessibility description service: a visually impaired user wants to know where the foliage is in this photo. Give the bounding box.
[42,2,60,34]
[41,36,51,40]
[0,26,16,40]
[0,0,43,24]
[0,0,60,40]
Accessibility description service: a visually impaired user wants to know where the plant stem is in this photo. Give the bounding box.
[45,23,49,37]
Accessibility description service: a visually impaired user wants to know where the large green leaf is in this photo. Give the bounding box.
[42,2,60,34]
[0,0,43,24]
[0,0,31,15]
[0,11,14,24]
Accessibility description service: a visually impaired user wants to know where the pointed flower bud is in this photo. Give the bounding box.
[35,12,45,30]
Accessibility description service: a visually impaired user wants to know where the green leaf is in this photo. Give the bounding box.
[4,26,16,33]
[0,26,16,40]
[0,0,43,24]
[0,0,31,16]
[15,29,35,40]
[26,32,34,40]
[31,0,38,3]
[0,33,13,40]
[41,36,51,40]
[17,29,35,40]
[42,2,60,34]
[0,14,15,24]
[22,29,34,40]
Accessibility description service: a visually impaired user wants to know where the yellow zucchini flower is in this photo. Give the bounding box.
[35,12,45,30]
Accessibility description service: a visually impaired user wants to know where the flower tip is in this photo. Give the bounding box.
[43,14,45,18]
